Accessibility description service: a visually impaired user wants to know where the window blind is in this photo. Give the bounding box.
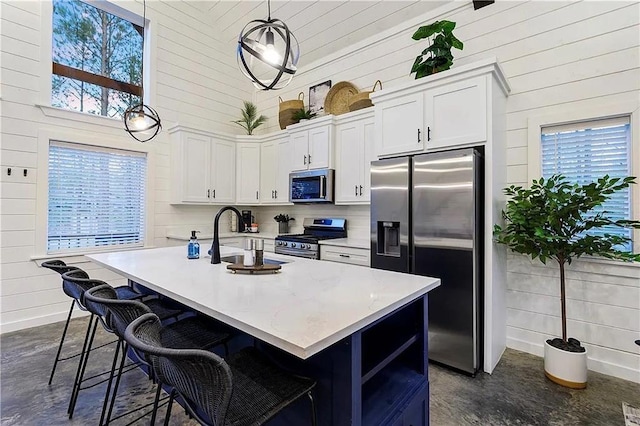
[541,116,632,249]
[48,142,147,253]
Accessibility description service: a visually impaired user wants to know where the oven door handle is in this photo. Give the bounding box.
[319,175,325,199]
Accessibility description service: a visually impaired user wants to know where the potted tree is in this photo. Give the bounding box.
[493,174,640,389]
[232,101,267,135]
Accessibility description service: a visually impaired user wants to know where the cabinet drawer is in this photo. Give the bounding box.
[321,246,370,267]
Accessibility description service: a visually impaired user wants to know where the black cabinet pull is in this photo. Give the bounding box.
[207,189,210,198]
[308,154,311,164]
[256,191,259,199]
[303,155,307,165]
[274,189,278,198]
[427,126,431,141]
[417,128,421,143]
[339,254,351,258]
[355,185,358,196]
[213,189,216,199]
[271,190,274,199]
[359,185,363,196]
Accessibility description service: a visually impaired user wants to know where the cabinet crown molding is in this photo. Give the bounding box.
[371,57,510,103]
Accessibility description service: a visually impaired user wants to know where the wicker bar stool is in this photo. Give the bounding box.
[41,260,144,386]
[84,285,233,425]
[125,313,317,426]
[61,272,184,420]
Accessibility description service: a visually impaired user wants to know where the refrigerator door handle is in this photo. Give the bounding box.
[415,237,473,250]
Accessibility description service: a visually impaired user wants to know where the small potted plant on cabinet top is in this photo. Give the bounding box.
[232,101,267,135]
[493,174,640,389]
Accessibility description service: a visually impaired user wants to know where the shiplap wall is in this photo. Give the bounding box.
[255,1,640,382]
[0,0,252,332]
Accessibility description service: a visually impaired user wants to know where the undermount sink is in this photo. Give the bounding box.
[219,255,289,265]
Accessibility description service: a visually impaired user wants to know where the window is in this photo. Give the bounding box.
[541,116,632,249]
[47,142,147,254]
[51,0,143,119]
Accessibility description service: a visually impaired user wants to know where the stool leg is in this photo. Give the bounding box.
[150,382,162,425]
[98,337,123,426]
[308,391,317,426]
[67,313,96,416]
[68,316,98,418]
[163,389,175,426]
[48,299,75,385]
[105,342,129,425]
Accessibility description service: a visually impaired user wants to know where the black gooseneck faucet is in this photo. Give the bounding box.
[210,206,245,264]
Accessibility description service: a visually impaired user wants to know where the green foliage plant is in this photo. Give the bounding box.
[410,20,463,79]
[493,174,640,346]
[292,108,316,121]
[233,101,267,135]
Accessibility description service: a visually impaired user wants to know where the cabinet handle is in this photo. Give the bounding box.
[355,185,358,196]
[308,154,311,164]
[417,128,421,143]
[427,126,431,141]
[303,155,307,165]
[272,190,274,199]
[256,191,259,200]
[339,254,351,258]
[213,189,216,199]
[274,189,277,198]
[207,189,210,198]
[359,185,363,196]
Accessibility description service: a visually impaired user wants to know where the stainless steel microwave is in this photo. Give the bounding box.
[289,169,335,203]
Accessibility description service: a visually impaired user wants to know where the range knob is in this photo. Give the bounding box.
[283,242,288,247]
[276,241,282,246]
[291,243,297,248]
[305,244,311,249]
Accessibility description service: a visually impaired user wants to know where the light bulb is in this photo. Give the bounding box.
[263,44,281,65]
[129,114,148,130]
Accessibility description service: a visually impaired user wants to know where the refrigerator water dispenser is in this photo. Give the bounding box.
[377,221,401,257]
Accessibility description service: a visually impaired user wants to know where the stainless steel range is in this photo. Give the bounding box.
[275,218,347,259]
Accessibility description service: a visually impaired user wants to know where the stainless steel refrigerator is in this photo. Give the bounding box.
[370,148,483,375]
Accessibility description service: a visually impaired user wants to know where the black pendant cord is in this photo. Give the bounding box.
[267,0,271,20]
[140,0,146,103]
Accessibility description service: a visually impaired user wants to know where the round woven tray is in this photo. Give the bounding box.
[324,81,359,115]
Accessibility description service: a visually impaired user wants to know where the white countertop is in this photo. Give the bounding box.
[88,246,439,359]
[318,238,370,250]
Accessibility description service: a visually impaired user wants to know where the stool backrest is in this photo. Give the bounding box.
[125,313,233,426]
[60,269,96,304]
[85,285,151,338]
[42,259,80,276]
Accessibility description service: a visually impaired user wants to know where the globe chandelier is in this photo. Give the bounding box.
[237,0,300,90]
[123,0,161,142]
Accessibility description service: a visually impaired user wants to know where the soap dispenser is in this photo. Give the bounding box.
[187,230,200,259]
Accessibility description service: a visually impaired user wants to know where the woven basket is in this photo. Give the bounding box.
[278,92,304,129]
[348,80,382,112]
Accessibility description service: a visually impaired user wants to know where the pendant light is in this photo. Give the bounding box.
[237,0,300,90]
[124,0,161,142]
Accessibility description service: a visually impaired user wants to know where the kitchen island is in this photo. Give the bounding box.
[88,246,440,425]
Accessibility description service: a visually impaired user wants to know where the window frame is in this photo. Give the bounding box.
[527,100,640,254]
[35,128,156,259]
[39,0,158,125]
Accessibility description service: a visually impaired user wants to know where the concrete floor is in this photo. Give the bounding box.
[1,317,639,425]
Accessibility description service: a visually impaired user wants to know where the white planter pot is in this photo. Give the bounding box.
[544,340,587,389]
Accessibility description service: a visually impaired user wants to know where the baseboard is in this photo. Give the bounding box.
[0,310,90,334]
[507,337,640,384]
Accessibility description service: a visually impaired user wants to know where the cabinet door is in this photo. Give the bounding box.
[182,133,212,203]
[274,137,292,203]
[211,139,236,203]
[375,93,424,157]
[361,117,375,202]
[335,121,361,203]
[236,143,261,204]
[424,76,487,150]
[308,125,331,169]
[290,131,309,171]
[260,141,276,203]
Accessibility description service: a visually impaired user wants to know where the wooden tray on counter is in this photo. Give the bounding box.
[226,263,281,274]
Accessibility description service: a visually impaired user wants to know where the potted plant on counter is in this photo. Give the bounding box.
[292,108,316,123]
[274,214,295,234]
[493,174,640,389]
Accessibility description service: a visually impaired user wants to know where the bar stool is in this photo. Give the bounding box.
[84,284,233,425]
[61,272,184,420]
[41,260,143,385]
[125,313,317,426]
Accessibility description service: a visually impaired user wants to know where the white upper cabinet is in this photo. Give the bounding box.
[288,115,335,171]
[235,142,261,204]
[375,93,424,157]
[371,58,510,158]
[260,133,292,204]
[335,110,375,204]
[424,76,487,151]
[169,127,236,204]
